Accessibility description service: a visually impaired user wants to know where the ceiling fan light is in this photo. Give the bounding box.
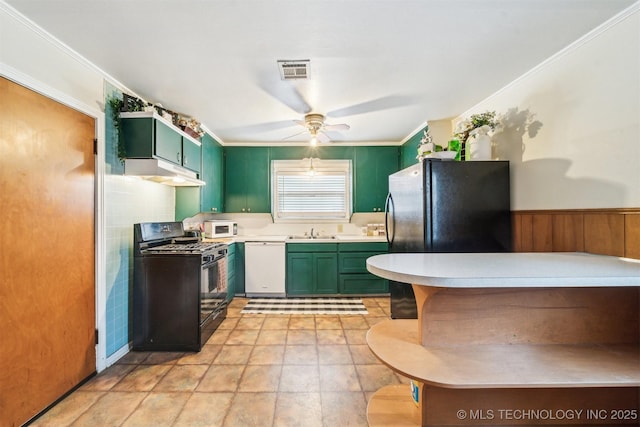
[310,135,318,146]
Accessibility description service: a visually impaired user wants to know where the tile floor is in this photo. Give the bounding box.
[32,297,409,427]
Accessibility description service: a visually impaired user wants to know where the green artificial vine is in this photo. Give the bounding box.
[107,96,126,163]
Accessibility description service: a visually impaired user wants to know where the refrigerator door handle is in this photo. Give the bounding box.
[384,192,394,245]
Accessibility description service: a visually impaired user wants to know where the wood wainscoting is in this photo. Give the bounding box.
[512,208,640,259]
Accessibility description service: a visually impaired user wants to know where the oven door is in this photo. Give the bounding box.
[200,255,228,324]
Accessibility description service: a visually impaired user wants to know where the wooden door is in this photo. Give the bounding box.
[0,77,96,426]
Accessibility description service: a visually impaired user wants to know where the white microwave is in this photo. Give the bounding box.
[204,221,237,238]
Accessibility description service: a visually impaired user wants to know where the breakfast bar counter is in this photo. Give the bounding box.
[365,253,640,426]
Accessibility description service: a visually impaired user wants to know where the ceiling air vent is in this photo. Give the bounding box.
[277,60,310,80]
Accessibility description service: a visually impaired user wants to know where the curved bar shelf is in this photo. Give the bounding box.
[365,253,640,427]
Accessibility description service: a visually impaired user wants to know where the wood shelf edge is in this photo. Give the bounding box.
[367,319,640,389]
[367,384,420,427]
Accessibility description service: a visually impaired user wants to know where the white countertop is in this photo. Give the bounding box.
[366,252,640,288]
[207,235,387,243]
[335,235,387,243]
[240,235,289,242]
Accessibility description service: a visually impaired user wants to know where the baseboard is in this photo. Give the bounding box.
[105,342,131,368]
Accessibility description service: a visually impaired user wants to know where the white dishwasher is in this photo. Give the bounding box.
[245,241,286,297]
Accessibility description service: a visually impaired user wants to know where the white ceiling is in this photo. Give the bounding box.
[6,0,635,144]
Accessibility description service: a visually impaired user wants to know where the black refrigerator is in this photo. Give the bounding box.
[386,159,512,318]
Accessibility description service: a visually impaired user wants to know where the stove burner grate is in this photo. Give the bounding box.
[143,241,225,254]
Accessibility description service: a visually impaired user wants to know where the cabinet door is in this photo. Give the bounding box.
[234,243,245,295]
[314,253,338,294]
[201,134,224,212]
[224,147,270,212]
[245,147,270,212]
[175,187,200,221]
[122,117,154,158]
[338,252,373,274]
[339,274,389,294]
[224,147,248,212]
[154,119,182,164]
[227,244,236,302]
[181,136,201,173]
[354,146,399,212]
[287,253,314,295]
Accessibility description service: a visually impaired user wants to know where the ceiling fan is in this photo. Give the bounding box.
[288,113,350,145]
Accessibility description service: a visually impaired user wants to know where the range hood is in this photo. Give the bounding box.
[124,158,205,187]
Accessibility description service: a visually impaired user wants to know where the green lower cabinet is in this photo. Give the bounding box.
[339,274,389,294]
[226,243,236,302]
[337,242,389,294]
[233,242,245,295]
[286,243,338,295]
[312,253,339,294]
[284,242,387,295]
[286,253,314,295]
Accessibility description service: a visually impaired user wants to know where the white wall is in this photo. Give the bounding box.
[0,4,103,111]
[0,2,176,369]
[457,5,639,210]
[427,119,454,149]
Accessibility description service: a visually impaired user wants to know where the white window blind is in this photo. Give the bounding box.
[272,159,352,221]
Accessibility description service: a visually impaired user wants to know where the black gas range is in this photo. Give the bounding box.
[133,222,228,352]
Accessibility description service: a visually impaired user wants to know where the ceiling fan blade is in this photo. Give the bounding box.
[317,132,331,143]
[221,120,298,134]
[258,79,312,115]
[283,129,309,140]
[326,95,418,118]
[323,123,350,131]
[293,119,307,127]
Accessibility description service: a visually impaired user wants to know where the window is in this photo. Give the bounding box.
[272,158,352,222]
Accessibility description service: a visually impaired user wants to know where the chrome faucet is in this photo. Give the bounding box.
[310,228,315,238]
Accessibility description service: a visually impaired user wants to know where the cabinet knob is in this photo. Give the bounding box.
[248,208,251,212]
[183,156,188,165]
[177,152,181,162]
[242,208,245,212]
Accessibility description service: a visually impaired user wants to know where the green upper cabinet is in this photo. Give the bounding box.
[121,112,201,173]
[201,133,224,213]
[354,146,400,212]
[400,127,424,169]
[224,147,270,213]
[154,118,182,164]
[176,132,223,220]
[182,136,201,173]
[175,187,200,221]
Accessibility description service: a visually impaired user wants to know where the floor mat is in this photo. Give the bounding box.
[241,297,368,315]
